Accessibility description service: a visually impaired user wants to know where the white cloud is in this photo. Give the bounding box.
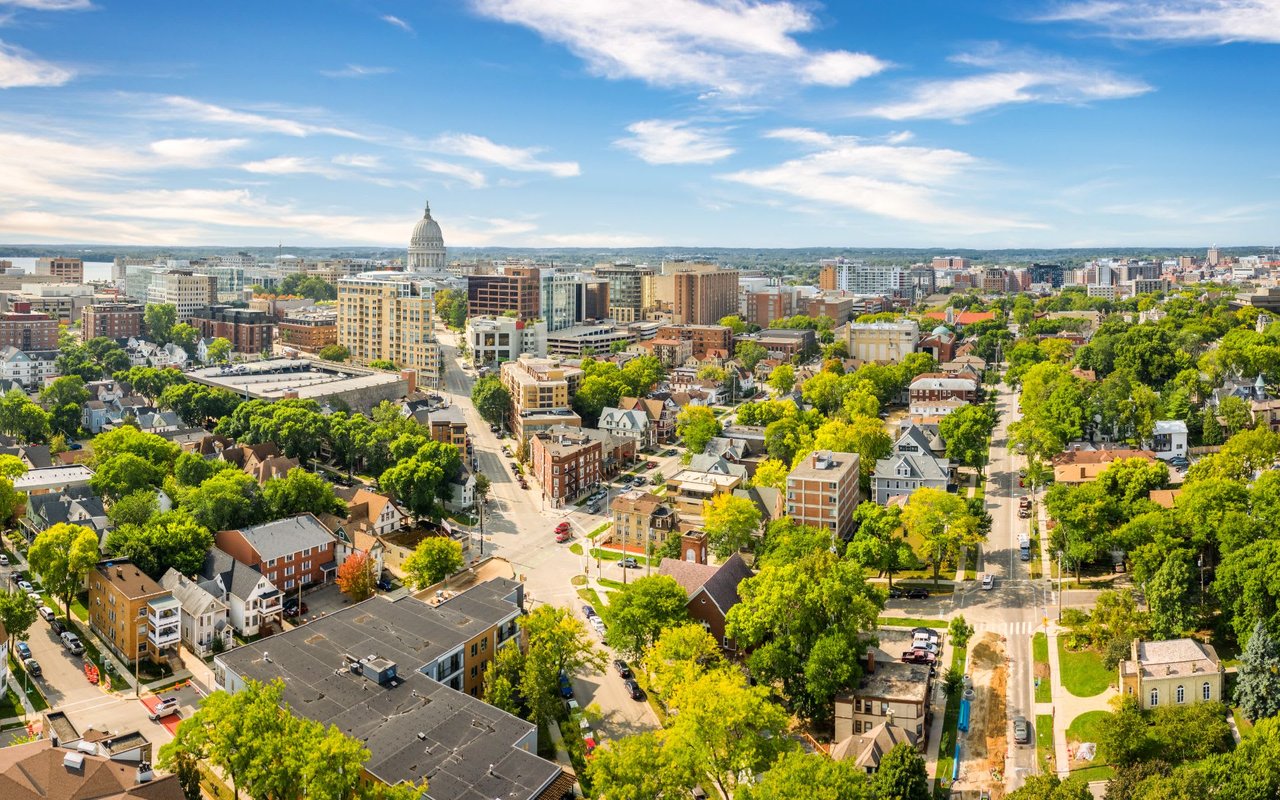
[332,153,383,169]
[0,0,92,9]
[1043,1,1280,44]
[240,156,335,176]
[722,128,1038,230]
[0,40,73,87]
[534,231,658,247]
[419,158,487,188]
[615,119,735,164]
[429,132,579,177]
[469,0,885,95]
[381,14,414,33]
[158,96,367,140]
[865,50,1151,121]
[319,64,394,78]
[148,137,249,165]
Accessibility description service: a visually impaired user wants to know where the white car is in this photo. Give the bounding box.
[981,574,995,590]
[37,605,55,622]
[0,554,8,566]
[591,617,606,635]
[148,696,181,721]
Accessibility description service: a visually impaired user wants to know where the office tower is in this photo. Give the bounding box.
[35,257,84,283]
[147,270,218,320]
[467,266,541,319]
[594,263,655,322]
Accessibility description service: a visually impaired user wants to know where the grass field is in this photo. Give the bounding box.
[933,644,968,788]
[576,588,604,609]
[1057,639,1113,697]
[1233,707,1255,738]
[878,617,948,630]
[589,548,650,565]
[1066,709,1111,744]
[1036,713,1055,774]
[1033,632,1052,703]
[587,522,612,539]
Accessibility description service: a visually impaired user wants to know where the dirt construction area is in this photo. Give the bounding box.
[954,632,1008,799]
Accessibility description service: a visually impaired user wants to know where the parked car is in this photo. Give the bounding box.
[376,576,394,591]
[662,449,677,457]
[1019,496,1031,509]
[0,554,8,566]
[23,658,40,678]
[556,530,573,543]
[556,521,571,533]
[50,618,65,636]
[26,592,40,605]
[582,604,597,619]
[591,617,606,636]
[618,557,640,569]
[558,671,574,699]
[901,649,938,665]
[501,445,512,456]
[60,631,84,655]
[489,424,499,433]
[18,580,33,593]
[1013,716,1030,744]
[645,461,658,469]
[912,627,941,644]
[903,588,929,600]
[912,641,942,656]
[613,659,633,679]
[631,476,648,486]
[624,679,644,700]
[887,587,904,599]
[981,574,995,590]
[149,697,181,721]
[37,605,55,622]
[16,641,31,660]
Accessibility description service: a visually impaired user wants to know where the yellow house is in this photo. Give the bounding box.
[1118,638,1223,710]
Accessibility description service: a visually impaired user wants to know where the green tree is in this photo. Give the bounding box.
[91,453,166,501]
[0,589,38,652]
[521,604,606,728]
[806,416,892,492]
[380,440,462,519]
[587,732,694,800]
[764,416,812,463]
[181,469,263,531]
[104,509,213,579]
[702,493,761,558]
[1098,695,1152,766]
[719,315,749,334]
[737,750,874,800]
[108,490,158,528]
[1235,621,1280,721]
[368,359,397,370]
[602,575,689,659]
[751,458,790,490]
[574,374,625,424]
[768,363,795,394]
[938,403,996,467]
[481,638,524,717]
[471,375,512,428]
[318,343,350,362]
[849,503,913,590]
[144,303,177,344]
[676,405,721,454]
[173,450,220,487]
[645,622,724,703]
[0,389,51,443]
[948,615,975,649]
[28,523,99,619]
[735,340,768,370]
[91,426,182,470]
[1147,553,1195,639]
[263,467,346,519]
[871,742,930,800]
[402,536,464,588]
[206,337,232,363]
[901,487,982,584]
[169,322,199,351]
[1006,774,1092,800]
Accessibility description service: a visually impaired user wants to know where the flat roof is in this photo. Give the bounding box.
[14,465,93,490]
[185,358,404,402]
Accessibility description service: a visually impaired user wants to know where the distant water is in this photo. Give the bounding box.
[0,256,114,283]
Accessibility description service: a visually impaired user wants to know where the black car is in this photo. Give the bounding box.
[613,659,633,679]
[376,577,394,591]
[903,588,929,600]
[50,618,66,636]
[887,587,904,599]
[624,679,644,700]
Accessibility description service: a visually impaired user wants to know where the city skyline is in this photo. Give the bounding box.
[0,1,1276,248]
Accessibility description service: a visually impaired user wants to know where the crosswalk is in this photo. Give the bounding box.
[974,620,1041,637]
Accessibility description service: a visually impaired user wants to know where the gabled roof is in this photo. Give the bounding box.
[873,452,950,482]
[200,546,273,600]
[161,568,227,618]
[227,513,334,562]
[599,407,648,430]
[658,552,753,617]
[0,739,183,799]
[831,722,917,770]
[895,424,936,455]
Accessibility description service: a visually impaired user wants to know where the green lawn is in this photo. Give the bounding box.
[1036,713,1055,774]
[1066,709,1111,744]
[589,548,650,565]
[1033,632,1052,703]
[7,655,49,711]
[576,588,604,609]
[569,543,584,556]
[1057,639,1113,697]
[598,578,627,590]
[933,644,968,788]
[587,522,612,539]
[1233,707,1255,738]
[1067,765,1115,782]
[878,617,948,630]
[0,687,23,718]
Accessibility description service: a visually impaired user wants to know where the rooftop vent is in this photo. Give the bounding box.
[136,762,154,784]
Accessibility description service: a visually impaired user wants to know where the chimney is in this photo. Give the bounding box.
[400,369,417,395]
[866,650,875,674]
[136,762,154,784]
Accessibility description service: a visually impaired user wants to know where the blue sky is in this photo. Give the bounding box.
[0,0,1277,248]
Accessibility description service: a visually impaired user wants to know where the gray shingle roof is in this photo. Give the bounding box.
[873,452,950,482]
[233,513,334,562]
[200,546,271,600]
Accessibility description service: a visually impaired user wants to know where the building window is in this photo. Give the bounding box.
[1203,682,1211,700]
[1176,685,1185,704]
[471,643,478,657]
[1149,688,1159,707]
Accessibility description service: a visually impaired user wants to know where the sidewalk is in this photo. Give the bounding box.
[1047,628,1115,779]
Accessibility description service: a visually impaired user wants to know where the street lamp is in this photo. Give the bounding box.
[1057,550,1064,620]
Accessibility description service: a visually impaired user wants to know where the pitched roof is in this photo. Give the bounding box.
[200,546,274,600]
[228,513,334,562]
[0,739,183,799]
[657,558,719,595]
[696,552,753,614]
[160,568,227,618]
[831,722,917,770]
[874,452,950,482]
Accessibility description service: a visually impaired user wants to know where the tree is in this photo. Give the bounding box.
[368,359,397,370]
[645,622,724,703]
[521,605,606,728]
[751,458,790,490]
[768,363,795,394]
[1236,621,1280,721]
[719,315,749,335]
[764,416,812,464]
[587,732,695,800]
[433,288,468,329]
[0,389,51,443]
[28,523,99,619]
[336,552,376,601]
[169,322,199,351]
[481,638,524,717]
[380,440,462,519]
[664,670,794,798]
[1098,695,1152,767]
[91,452,166,500]
[0,474,25,525]
[676,405,721,454]
[402,536,463,588]
[1146,553,1195,639]
[849,503,913,590]
[145,303,177,344]
[263,467,346,519]
[104,510,213,579]
[318,343,349,362]
[806,416,893,492]
[1006,774,1092,800]
[91,426,181,470]
[574,374,624,424]
[602,575,689,659]
[901,487,982,584]
[471,375,512,428]
[174,450,219,487]
[107,489,158,528]
[181,469,263,532]
[0,589,37,651]
[871,742,930,800]
[206,337,232,363]
[949,615,975,649]
[938,403,996,467]
[735,340,768,371]
[737,750,873,800]
[702,493,761,558]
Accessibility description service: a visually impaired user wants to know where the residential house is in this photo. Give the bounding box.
[0,738,184,799]
[332,486,407,537]
[0,345,58,389]
[198,547,283,637]
[1148,420,1189,461]
[1252,398,1280,433]
[832,720,917,775]
[618,396,678,442]
[1052,449,1156,486]
[657,553,753,650]
[908,373,978,408]
[610,490,677,553]
[1119,638,1223,710]
[871,425,952,505]
[598,406,653,449]
[425,405,468,449]
[88,559,181,666]
[665,464,743,522]
[159,569,233,657]
[23,486,110,545]
[214,513,337,592]
[126,338,188,369]
[834,651,931,744]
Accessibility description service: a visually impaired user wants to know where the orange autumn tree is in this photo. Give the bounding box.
[336,552,376,601]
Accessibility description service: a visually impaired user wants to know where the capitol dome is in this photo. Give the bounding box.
[408,200,446,270]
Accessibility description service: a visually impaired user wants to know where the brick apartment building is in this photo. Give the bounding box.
[81,302,144,340]
[500,355,583,442]
[804,295,856,325]
[530,425,635,507]
[190,305,275,354]
[610,490,677,552]
[467,266,541,319]
[0,305,58,351]
[654,324,733,360]
[214,513,337,592]
[742,286,798,328]
[88,558,181,666]
[908,374,978,405]
[786,450,861,542]
[672,269,738,325]
[277,308,337,352]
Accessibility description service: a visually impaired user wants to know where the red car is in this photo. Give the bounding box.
[556,530,573,543]
[901,649,938,665]
[556,521,571,533]
[645,461,658,469]
[583,736,597,757]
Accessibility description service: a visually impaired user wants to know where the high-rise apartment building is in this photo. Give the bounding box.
[786,450,861,541]
[82,302,144,340]
[147,270,218,320]
[672,269,738,325]
[336,272,442,387]
[35,256,84,283]
[575,276,610,322]
[0,305,58,351]
[540,270,578,332]
[819,258,905,296]
[846,320,919,363]
[500,355,583,442]
[742,285,799,328]
[932,256,971,270]
[594,263,656,322]
[467,266,541,319]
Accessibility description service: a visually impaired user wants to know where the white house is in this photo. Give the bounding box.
[447,470,477,512]
[0,346,58,389]
[160,569,233,657]
[599,406,653,449]
[199,547,283,636]
[1148,420,1189,462]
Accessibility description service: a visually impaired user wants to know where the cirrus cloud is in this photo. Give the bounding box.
[0,40,74,88]
[1042,1,1280,44]
[615,119,735,164]
[428,131,579,177]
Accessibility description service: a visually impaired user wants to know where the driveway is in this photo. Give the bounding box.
[20,614,102,713]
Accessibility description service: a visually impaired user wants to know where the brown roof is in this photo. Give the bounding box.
[658,558,719,595]
[610,490,664,516]
[95,560,166,601]
[1149,489,1183,509]
[1052,447,1155,466]
[246,454,300,484]
[658,553,753,615]
[0,739,183,799]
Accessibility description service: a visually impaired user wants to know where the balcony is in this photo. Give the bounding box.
[149,624,181,648]
[146,597,181,628]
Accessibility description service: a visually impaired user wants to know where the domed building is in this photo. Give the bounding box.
[408,200,446,270]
